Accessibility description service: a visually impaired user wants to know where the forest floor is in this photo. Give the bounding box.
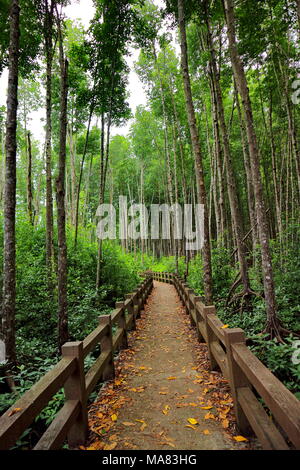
[85,281,257,451]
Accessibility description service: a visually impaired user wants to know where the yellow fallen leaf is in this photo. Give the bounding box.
[185,424,197,430]
[139,366,146,370]
[222,419,229,429]
[135,419,145,423]
[200,406,213,410]
[140,422,147,431]
[221,324,229,329]
[159,391,168,395]
[8,408,22,417]
[203,429,211,435]
[111,414,118,422]
[189,403,198,407]
[204,413,215,420]
[166,442,176,448]
[187,418,198,425]
[162,405,170,415]
[167,376,177,380]
[233,435,248,442]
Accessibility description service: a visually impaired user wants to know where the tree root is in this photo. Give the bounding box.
[227,285,263,313]
[262,319,300,343]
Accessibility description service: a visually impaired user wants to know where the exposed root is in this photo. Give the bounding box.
[226,273,241,306]
[227,287,263,313]
[262,319,300,343]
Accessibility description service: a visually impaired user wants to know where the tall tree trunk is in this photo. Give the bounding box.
[2,0,20,366]
[234,81,257,254]
[296,0,300,30]
[205,19,251,294]
[27,132,34,225]
[177,0,213,304]
[44,0,55,287]
[223,0,281,338]
[56,15,69,351]
[96,114,105,291]
[68,122,77,226]
[74,109,93,248]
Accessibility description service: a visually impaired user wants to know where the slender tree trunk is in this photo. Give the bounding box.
[44,0,55,286]
[27,132,34,225]
[96,114,105,291]
[296,0,300,31]
[223,0,281,337]
[234,81,257,253]
[74,109,93,248]
[56,15,69,351]
[2,0,20,366]
[68,122,77,226]
[177,0,213,304]
[205,20,250,294]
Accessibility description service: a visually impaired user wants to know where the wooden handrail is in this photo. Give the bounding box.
[150,271,300,450]
[0,275,154,451]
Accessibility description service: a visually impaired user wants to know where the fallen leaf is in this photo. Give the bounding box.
[222,419,229,429]
[167,376,176,380]
[187,418,198,425]
[140,422,147,431]
[221,324,229,329]
[200,406,213,410]
[233,435,248,442]
[203,429,211,435]
[8,408,22,417]
[111,414,118,422]
[185,424,197,430]
[204,413,215,420]
[122,422,136,427]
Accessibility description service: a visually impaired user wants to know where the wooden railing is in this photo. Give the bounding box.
[0,276,153,450]
[150,271,300,450]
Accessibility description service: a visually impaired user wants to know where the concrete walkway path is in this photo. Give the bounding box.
[87,281,250,450]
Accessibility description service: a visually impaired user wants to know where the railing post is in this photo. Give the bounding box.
[202,305,218,371]
[61,341,88,448]
[187,288,196,326]
[139,282,145,309]
[224,328,251,435]
[194,297,205,342]
[125,295,136,330]
[132,290,141,318]
[182,283,189,310]
[99,314,115,381]
[116,301,128,349]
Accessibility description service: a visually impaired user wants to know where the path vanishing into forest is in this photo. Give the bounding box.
[86,281,251,451]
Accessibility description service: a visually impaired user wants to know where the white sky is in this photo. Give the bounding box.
[0,0,172,141]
